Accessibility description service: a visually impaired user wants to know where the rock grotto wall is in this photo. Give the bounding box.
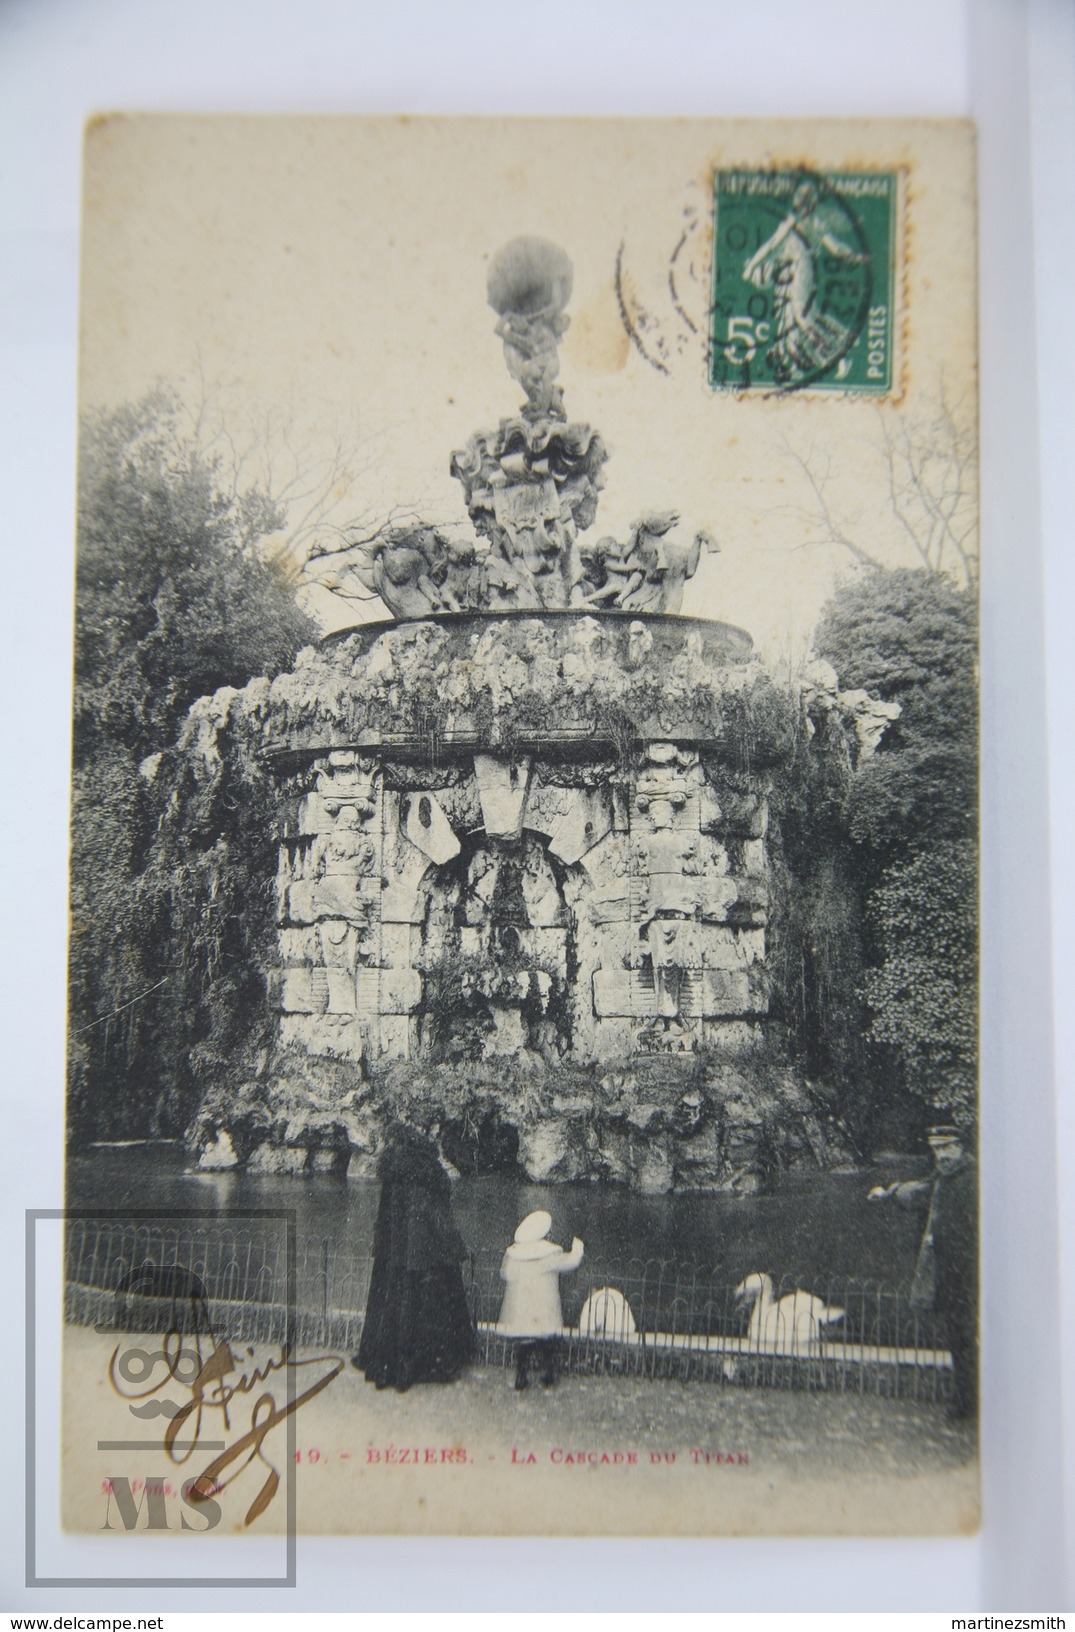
[176,234,874,1188]
[179,606,852,1189]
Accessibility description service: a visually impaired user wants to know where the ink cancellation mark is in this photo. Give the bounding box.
[710,168,897,395]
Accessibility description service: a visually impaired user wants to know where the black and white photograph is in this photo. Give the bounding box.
[1,0,1072,1615]
[60,114,982,1538]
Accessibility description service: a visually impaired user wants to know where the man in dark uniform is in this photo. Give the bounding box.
[869,1125,978,1419]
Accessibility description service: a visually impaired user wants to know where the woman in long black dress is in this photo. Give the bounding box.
[355,1120,475,1391]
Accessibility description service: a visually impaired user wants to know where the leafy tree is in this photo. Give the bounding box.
[74,391,311,767]
[864,843,978,1121]
[69,391,316,1146]
[812,566,978,1133]
[814,568,977,719]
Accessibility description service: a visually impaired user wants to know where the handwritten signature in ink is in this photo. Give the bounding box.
[108,1324,344,1526]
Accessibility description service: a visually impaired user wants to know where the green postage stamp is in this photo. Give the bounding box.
[710,168,898,393]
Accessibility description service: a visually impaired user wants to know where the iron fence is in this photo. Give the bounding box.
[64,1216,953,1401]
[468,1255,953,1400]
[64,1215,372,1352]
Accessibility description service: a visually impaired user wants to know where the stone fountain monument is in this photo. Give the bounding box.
[187,238,821,1189]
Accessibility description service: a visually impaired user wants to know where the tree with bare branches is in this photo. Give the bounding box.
[783,385,978,587]
[176,366,376,567]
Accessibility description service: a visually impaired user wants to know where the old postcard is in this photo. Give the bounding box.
[63,116,979,1540]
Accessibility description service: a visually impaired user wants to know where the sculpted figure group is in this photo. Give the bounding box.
[309,512,718,621]
[577,516,719,617]
[305,237,719,621]
[310,525,483,619]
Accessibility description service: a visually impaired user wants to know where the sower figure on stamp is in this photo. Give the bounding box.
[868,1124,978,1419]
[741,176,867,385]
[496,1210,583,1391]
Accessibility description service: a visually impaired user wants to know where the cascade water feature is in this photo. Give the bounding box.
[181,238,848,1190]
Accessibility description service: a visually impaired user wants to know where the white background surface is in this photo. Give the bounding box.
[0,0,1071,1611]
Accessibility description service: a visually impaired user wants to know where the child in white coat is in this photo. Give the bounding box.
[497,1210,584,1390]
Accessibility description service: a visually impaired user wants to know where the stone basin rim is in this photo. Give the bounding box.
[317,607,755,654]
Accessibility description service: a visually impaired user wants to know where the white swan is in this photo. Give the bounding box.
[733,1272,844,1353]
[579,1286,638,1340]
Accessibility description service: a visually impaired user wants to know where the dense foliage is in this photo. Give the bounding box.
[816,569,978,878]
[807,568,979,1132]
[68,393,316,1145]
[864,842,978,1118]
[766,668,864,1103]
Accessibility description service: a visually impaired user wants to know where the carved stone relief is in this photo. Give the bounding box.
[272,735,770,1068]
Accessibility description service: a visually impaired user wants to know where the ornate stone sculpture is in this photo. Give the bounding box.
[306,524,485,621]
[486,235,573,421]
[190,234,816,1185]
[307,237,716,618]
[449,417,607,611]
[448,238,716,614]
[574,515,719,614]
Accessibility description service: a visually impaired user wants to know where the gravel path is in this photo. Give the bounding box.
[63,1323,978,1538]
[345,1358,975,1478]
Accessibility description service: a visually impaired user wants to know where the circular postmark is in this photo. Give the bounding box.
[710,168,874,393]
[614,183,712,380]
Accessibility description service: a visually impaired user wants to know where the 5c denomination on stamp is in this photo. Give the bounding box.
[710,167,898,394]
